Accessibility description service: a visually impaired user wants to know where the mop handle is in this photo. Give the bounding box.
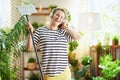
[29,29,44,80]
[26,15,44,80]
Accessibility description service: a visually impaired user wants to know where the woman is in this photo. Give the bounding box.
[27,8,80,80]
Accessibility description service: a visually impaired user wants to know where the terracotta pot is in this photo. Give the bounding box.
[112,41,119,46]
[27,63,37,70]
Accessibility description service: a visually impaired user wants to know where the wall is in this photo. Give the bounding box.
[32,0,81,28]
[0,0,11,28]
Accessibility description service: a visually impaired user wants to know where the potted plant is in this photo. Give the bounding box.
[27,72,40,80]
[112,35,119,46]
[81,56,92,66]
[32,22,45,29]
[68,41,92,80]
[27,57,37,70]
[93,54,120,80]
[48,4,58,11]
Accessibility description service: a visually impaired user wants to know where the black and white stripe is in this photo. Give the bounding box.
[33,27,72,76]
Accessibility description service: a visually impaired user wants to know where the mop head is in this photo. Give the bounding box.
[16,4,37,16]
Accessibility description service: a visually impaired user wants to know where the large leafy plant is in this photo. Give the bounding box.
[99,54,120,79]
[0,16,27,80]
[27,72,40,80]
[68,41,92,80]
[93,54,120,80]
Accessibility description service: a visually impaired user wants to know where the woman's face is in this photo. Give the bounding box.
[51,10,65,26]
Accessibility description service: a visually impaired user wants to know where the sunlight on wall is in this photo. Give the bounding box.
[11,0,21,27]
[0,0,11,28]
[0,0,21,28]
[87,0,120,46]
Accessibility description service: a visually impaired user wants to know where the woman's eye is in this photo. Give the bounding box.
[55,14,64,19]
[56,14,60,17]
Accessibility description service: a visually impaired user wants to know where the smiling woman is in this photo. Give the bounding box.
[27,7,80,80]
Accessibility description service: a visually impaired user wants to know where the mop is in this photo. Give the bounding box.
[17,4,44,80]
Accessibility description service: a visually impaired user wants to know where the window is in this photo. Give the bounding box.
[88,0,120,45]
[0,0,11,28]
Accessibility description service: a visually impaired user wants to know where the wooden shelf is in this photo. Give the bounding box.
[31,7,50,16]
[31,12,50,16]
[24,68,40,71]
[36,7,50,10]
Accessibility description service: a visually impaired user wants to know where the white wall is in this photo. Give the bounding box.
[0,0,11,28]
[34,0,81,28]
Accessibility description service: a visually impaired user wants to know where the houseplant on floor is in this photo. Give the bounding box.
[27,72,40,80]
[68,41,92,80]
[0,16,27,80]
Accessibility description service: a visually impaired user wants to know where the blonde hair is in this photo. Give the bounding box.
[50,8,67,20]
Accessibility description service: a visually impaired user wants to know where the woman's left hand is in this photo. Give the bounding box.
[61,21,69,29]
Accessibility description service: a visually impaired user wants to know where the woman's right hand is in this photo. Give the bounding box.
[26,22,34,32]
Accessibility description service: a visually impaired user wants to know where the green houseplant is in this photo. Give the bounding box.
[27,57,37,70]
[32,22,45,30]
[27,72,40,80]
[63,8,71,23]
[93,54,120,80]
[28,57,36,63]
[48,4,58,11]
[68,41,92,80]
[0,16,27,80]
[81,56,92,66]
[112,35,119,45]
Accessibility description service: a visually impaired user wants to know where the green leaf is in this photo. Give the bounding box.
[69,41,78,52]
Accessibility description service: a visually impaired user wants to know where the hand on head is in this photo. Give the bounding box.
[61,20,68,29]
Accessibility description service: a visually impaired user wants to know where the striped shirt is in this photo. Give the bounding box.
[33,27,72,76]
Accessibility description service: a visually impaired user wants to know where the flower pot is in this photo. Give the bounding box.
[112,40,119,46]
[27,63,37,70]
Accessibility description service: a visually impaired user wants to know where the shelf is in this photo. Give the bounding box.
[36,7,50,10]
[24,68,40,71]
[31,7,50,16]
[31,12,50,16]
